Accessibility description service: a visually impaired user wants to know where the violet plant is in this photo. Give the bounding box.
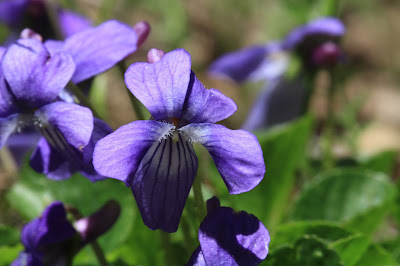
[1,1,398,266]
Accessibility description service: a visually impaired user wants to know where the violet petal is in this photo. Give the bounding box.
[180,123,265,194]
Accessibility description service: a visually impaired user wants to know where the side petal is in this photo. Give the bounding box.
[180,123,265,194]
[0,114,18,149]
[30,137,76,180]
[124,48,191,120]
[54,20,138,83]
[208,45,270,82]
[57,9,92,38]
[34,102,93,150]
[131,135,198,232]
[93,120,174,182]
[180,72,237,124]
[2,39,75,108]
[199,206,270,265]
[283,17,346,50]
[79,118,113,182]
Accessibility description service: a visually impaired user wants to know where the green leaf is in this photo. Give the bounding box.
[354,244,397,266]
[6,162,134,253]
[291,168,397,233]
[271,221,352,250]
[264,235,343,266]
[0,244,23,265]
[0,226,20,247]
[359,150,398,175]
[330,234,370,266]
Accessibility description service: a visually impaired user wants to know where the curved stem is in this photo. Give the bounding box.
[192,175,206,224]
[67,82,101,118]
[117,62,146,120]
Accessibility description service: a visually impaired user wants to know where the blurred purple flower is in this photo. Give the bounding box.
[187,197,270,266]
[0,0,91,41]
[209,17,345,131]
[44,19,146,84]
[0,37,110,181]
[93,48,266,233]
[11,201,120,266]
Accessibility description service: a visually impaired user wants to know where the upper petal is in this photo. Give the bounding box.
[34,102,93,150]
[46,20,138,84]
[131,135,198,232]
[93,120,174,182]
[21,202,76,252]
[57,9,92,38]
[180,123,265,194]
[283,17,346,50]
[2,39,75,108]
[180,72,237,124]
[208,44,274,83]
[198,206,270,265]
[124,48,192,120]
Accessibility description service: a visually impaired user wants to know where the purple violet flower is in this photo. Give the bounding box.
[0,37,108,181]
[93,48,266,233]
[208,17,345,131]
[0,0,91,41]
[187,197,270,266]
[11,201,120,266]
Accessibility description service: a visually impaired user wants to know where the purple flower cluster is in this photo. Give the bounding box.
[0,19,147,181]
[209,17,346,130]
[0,8,349,266]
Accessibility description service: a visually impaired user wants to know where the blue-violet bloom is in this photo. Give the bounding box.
[208,17,345,131]
[93,48,266,232]
[187,197,270,266]
[11,200,120,266]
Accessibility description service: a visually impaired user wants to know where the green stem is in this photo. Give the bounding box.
[322,70,336,169]
[67,206,109,266]
[300,72,316,115]
[43,0,64,40]
[67,82,100,118]
[117,62,146,120]
[192,175,206,224]
[180,214,195,253]
[160,231,174,266]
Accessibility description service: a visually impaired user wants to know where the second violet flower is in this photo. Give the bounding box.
[93,48,266,233]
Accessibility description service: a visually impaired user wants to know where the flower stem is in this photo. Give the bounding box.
[192,175,206,224]
[67,82,101,118]
[117,62,146,120]
[159,231,174,266]
[67,206,109,266]
[43,0,64,40]
[322,70,336,169]
[181,214,195,253]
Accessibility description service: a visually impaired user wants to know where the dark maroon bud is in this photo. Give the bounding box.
[133,21,151,48]
[311,41,343,68]
[74,200,121,243]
